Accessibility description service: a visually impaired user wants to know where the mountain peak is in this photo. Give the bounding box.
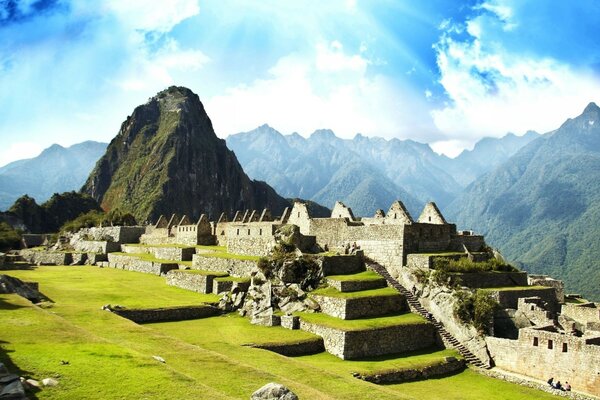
[310,129,336,141]
[583,102,600,114]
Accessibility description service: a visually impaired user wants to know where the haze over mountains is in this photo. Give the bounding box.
[446,103,600,300]
[0,141,107,210]
[226,125,539,216]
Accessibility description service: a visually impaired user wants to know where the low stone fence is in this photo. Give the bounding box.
[311,293,405,320]
[357,357,465,384]
[107,254,178,276]
[192,255,256,277]
[244,337,325,357]
[112,305,219,323]
[20,249,72,265]
[300,319,436,359]
[321,255,364,276]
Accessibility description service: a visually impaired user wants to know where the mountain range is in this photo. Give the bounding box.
[446,103,600,300]
[226,125,539,216]
[0,141,107,210]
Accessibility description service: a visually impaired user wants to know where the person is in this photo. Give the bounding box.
[426,312,433,320]
[547,377,554,387]
[564,382,571,391]
[412,285,417,295]
[554,381,562,390]
[344,243,350,255]
[350,242,357,253]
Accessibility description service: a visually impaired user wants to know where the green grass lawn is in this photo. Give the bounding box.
[214,276,251,283]
[311,286,399,299]
[326,270,385,282]
[297,311,427,331]
[0,266,557,399]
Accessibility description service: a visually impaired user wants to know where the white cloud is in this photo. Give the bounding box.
[104,0,200,32]
[205,41,436,139]
[431,11,600,152]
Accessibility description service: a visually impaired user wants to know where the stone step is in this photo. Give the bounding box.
[310,287,406,320]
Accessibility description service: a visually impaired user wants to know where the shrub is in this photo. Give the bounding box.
[0,222,21,251]
[453,290,498,333]
[61,210,105,233]
[433,256,517,273]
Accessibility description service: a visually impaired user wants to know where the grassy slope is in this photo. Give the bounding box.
[326,270,385,282]
[0,266,556,399]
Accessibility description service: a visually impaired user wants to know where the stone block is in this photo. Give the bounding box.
[281,315,300,330]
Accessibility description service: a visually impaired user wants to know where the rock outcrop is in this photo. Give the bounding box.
[251,382,298,400]
[82,86,289,222]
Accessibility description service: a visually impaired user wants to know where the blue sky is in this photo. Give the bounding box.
[1,0,600,166]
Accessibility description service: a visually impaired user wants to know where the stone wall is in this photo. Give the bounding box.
[300,319,436,359]
[76,226,145,243]
[486,328,600,396]
[562,303,600,327]
[113,305,219,323]
[245,338,325,357]
[166,270,216,294]
[358,357,465,384]
[121,245,195,261]
[107,254,178,275]
[452,272,529,289]
[191,254,256,277]
[321,255,364,276]
[488,287,559,312]
[73,240,120,254]
[226,237,276,257]
[529,275,566,303]
[311,293,405,320]
[327,277,386,292]
[20,249,72,265]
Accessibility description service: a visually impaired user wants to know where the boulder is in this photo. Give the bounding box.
[251,382,298,400]
[42,377,59,387]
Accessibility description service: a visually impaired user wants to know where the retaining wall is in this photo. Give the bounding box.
[20,249,72,265]
[321,255,364,276]
[113,305,219,323]
[107,254,178,275]
[311,293,405,320]
[245,338,325,356]
[358,358,465,384]
[300,319,436,359]
[166,270,217,294]
[451,272,529,289]
[192,255,256,277]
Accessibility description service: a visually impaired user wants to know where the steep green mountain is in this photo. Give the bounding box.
[0,141,107,210]
[82,86,290,223]
[226,125,537,215]
[446,103,600,300]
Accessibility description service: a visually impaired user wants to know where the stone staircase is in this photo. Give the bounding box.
[368,261,491,369]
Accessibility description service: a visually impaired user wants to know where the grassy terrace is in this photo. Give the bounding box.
[327,270,385,282]
[0,266,556,399]
[177,269,229,277]
[311,286,399,299]
[111,252,180,265]
[214,276,251,283]
[195,251,260,261]
[297,311,427,331]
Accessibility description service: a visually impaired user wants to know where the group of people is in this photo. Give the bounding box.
[547,377,571,392]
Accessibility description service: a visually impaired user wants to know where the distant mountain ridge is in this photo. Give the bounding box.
[226,124,538,216]
[0,141,107,210]
[446,103,600,300]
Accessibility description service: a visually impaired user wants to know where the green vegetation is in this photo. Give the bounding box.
[61,209,136,233]
[433,257,518,273]
[5,192,102,233]
[297,312,427,331]
[480,286,548,292]
[311,286,399,299]
[454,291,498,333]
[0,221,21,251]
[0,266,556,399]
[214,276,251,283]
[327,270,384,282]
